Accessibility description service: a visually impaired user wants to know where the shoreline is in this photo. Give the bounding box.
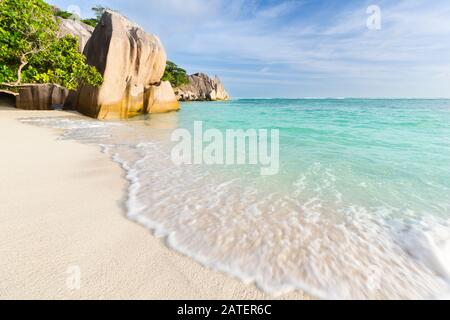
[0,107,309,300]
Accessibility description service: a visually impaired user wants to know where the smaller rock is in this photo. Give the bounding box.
[145,81,180,113]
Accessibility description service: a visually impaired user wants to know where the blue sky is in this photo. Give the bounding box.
[48,0,450,98]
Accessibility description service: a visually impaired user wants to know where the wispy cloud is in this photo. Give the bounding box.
[48,0,450,98]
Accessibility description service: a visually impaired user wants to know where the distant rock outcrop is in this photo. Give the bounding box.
[175,73,230,101]
[2,84,68,110]
[57,17,94,53]
[69,11,177,119]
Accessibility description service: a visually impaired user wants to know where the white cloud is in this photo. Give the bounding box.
[257,1,303,18]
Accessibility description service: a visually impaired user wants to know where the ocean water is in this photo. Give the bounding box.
[22,99,450,299]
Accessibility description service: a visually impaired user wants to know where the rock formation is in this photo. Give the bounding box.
[1,84,68,110]
[57,17,94,53]
[145,81,180,113]
[175,73,230,101]
[0,90,18,107]
[69,11,178,120]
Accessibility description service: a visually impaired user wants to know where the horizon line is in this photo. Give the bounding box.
[228,97,450,100]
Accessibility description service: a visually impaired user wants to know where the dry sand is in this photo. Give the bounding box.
[0,107,309,300]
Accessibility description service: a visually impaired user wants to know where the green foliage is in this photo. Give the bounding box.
[54,9,73,20]
[0,0,102,89]
[0,64,16,83]
[81,18,98,28]
[162,61,189,88]
[23,36,103,90]
[52,6,104,28]
[52,5,102,28]
[80,5,111,28]
[0,0,57,73]
[92,5,108,20]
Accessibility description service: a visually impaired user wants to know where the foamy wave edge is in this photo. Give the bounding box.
[105,145,450,300]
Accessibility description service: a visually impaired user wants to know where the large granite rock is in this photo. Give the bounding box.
[145,81,180,113]
[175,73,230,101]
[70,11,167,119]
[58,17,94,52]
[5,84,69,110]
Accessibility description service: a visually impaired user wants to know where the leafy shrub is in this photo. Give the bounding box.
[162,61,189,88]
[0,0,103,89]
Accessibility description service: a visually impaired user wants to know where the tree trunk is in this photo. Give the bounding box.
[14,57,28,86]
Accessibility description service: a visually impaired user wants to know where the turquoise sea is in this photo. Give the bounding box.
[24,99,450,299]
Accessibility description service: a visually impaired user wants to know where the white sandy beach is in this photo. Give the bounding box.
[0,106,308,300]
